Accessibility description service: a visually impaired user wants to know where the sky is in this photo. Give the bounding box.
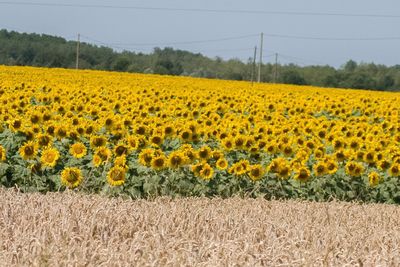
[1,0,400,68]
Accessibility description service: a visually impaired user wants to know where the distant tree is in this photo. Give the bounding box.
[281,69,307,85]
[343,60,357,72]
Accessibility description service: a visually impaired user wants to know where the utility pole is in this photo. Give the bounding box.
[274,53,278,83]
[251,46,257,84]
[75,33,80,70]
[257,32,263,83]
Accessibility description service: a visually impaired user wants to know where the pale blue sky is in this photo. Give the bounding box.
[1,0,399,68]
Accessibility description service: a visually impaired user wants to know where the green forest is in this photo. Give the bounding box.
[1,29,399,91]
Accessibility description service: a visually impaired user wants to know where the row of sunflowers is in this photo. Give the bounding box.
[0,66,399,202]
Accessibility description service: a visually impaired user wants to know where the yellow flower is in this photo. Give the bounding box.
[313,162,327,176]
[216,158,228,170]
[388,164,400,177]
[151,154,167,171]
[41,147,60,168]
[107,166,126,186]
[93,154,102,167]
[95,147,112,163]
[294,167,311,182]
[345,161,364,177]
[138,148,155,167]
[61,167,83,189]
[325,160,338,175]
[168,151,188,169]
[69,142,87,158]
[19,141,38,160]
[248,164,265,181]
[0,145,6,161]
[198,145,212,160]
[114,155,128,170]
[199,163,214,180]
[114,143,128,156]
[368,171,381,187]
[36,133,53,147]
[90,135,107,148]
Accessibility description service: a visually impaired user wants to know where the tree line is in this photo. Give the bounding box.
[1,29,399,91]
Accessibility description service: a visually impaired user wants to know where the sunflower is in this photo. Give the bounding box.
[191,162,203,177]
[325,160,338,174]
[181,145,197,163]
[363,151,376,164]
[267,157,287,173]
[150,134,164,147]
[198,145,212,160]
[248,164,265,181]
[368,171,381,187]
[61,167,83,189]
[126,135,139,151]
[179,129,192,142]
[8,119,23,132]
[313,162,327,176]
[222,137,234,151]
[277,165,291,179]
[19,141,38,160]
[280,144,293,157]
[92,154,102,167]
[54,125,68,139]
[151,154,167,171]
[377,160,391,171]
[139,148,155,167]
[90,135,107,148]
[114,143,128,157]
[114,155,128,170]
[294,167,311,182]
[199,163,214,180]
[95,147,112,163]
[36,133,52,147]
[0,145,6,161]
[168,151,188,169]
[345,161,364,177]
[40,147,60,168]
[265,143,277,154]
[228,161,247,176]
[69,142,87,158]
[107,166,126,186]
[388,164,400,177]
[216,158,228,170]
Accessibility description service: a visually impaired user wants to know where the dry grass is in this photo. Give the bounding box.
[1,188,400,267]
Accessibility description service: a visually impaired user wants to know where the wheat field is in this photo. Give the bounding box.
[1,188,400,266]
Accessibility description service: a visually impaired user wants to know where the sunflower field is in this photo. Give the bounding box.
[0,66,399,203]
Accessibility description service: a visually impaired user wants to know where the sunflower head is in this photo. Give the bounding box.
[294,167,311,183]
[41,147,60,168]
[216,158,228,170]
[19,141,38,160]
[313,162,327,177]
[90,135,107,148]
[368,171,381,187]
[248,164,265,181]
[151,155,167,171]
[107,166,126,186]
[389,164,400,177]
[61,167,83,189]
[69,142,87,159]
[139,148,156,167]
[199,163,214,180]
[0,145,6,161]
[114,143,129,157]
[168,151,188,169]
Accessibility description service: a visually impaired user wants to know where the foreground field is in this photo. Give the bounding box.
[1,188,400,266]
[0,66,399,202]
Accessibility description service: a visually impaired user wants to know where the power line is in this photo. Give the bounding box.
[108,34,259,46]
[264,33,400,41]
[1,1,400,19]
